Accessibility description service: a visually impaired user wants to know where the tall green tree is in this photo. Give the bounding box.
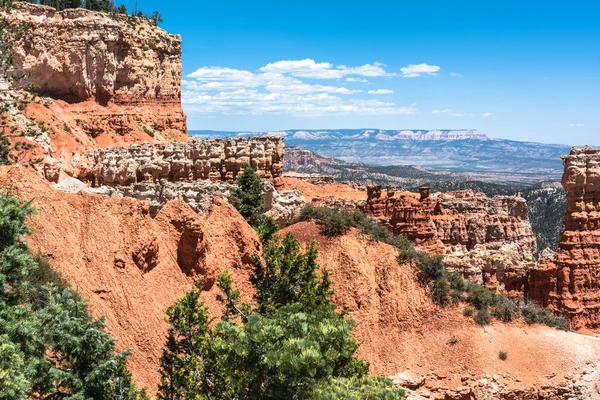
[250,233,332,315]
[157,289,223,400]
[231,164,265,225]
[231,164,279,242]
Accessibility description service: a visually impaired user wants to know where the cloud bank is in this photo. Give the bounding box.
[183,59,418,116]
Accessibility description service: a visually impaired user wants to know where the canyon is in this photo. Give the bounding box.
[2,3,600,399]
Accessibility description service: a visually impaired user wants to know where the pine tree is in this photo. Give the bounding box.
[157,290,213,400]
[151,10,162,24]
[156,229,402,399]
[250,233,332,315]
[230,164,279,242]
[231,164,265,225]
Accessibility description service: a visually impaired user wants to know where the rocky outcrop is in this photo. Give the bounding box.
[363,185,536,293]
[282,221,600,400]
[263,181,305,226]
[73,137,284,187]
[528,146,600,329]
[3,2,187,156]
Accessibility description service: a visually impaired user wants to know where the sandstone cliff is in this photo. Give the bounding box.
[314,185,537,293]
[529,146,600,329]
[2,2,187,165]
[74,137,284,186]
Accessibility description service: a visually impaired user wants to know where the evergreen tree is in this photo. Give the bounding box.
[250,233,332,315]
[157,230,403,399]
[157,290,220,400]
[151,10,162,24]
[231,164,265,225]
[231,164,279,242]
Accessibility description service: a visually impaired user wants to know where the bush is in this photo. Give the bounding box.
[499,351,507,361]
[142,126,155,138]
[466,283,496,310]
[319,208,354,236]
[521,302,568,330]
[491,296,518,322]
[431,277,451,306]
[416,255,445,284]
[463,307,474,317]
[474,307,491,325]
[447,335,459,345]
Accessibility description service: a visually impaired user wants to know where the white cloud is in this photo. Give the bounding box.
[259,59,341,78]
[401,63,440,78]
[568,123,584,127]
[431,109,472,116]
[368,89,394,94]
[258,59,391,79]
[449,72,462,78]
[346,77,368,83]
[183,61,425,117]
[184,64,416,116]
[483,112,492,117]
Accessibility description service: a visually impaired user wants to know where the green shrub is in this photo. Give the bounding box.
[521,302,568,330]
[319,208,354,236]
[415,255,445,284]
[499,351,507,361]
[463,307,474,317]
[491,296,518,322]
[474,307,491,325]
[142,126,155,137]
[431,277,451,306]
[466,283,496,310]
[447,335,459,345]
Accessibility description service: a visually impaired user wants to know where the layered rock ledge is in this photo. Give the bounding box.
[3,2,187,156]
[73,137,285,186]
[314,185,537,293]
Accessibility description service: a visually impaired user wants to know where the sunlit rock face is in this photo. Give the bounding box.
[328,184,537,294]
[529,146,600,329]
[6,2,187,142]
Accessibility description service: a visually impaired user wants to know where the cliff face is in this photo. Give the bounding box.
[529,146,600,329]
[362,185,537,293]
[74,137,285,186]
[4,2,187,155]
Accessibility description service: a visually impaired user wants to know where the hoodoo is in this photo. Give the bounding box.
[529,146,600,329]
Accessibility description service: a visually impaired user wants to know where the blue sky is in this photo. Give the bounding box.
[135,0,598,145]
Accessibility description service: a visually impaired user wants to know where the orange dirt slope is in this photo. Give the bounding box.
[0,165,259,394]
[281,221,600,396]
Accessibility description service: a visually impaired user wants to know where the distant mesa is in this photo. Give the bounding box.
[192,129,488,141]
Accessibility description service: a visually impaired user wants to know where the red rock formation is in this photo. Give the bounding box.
[0,165,260,393]
[529,146,600,329]
[362,185,536,293]
[3,2,188,159]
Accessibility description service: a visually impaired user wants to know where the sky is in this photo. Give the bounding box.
[134,0,598,145]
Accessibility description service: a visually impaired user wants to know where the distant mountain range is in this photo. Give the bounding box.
[190,129,571,176]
